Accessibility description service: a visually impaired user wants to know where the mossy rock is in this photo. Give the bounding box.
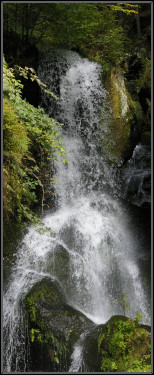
[101,67,145,164]
[24,277,93,371]
[83,315,151,372]
[83,315,128,371]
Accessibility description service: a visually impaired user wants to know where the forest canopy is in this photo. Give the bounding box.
[3,3,146,69]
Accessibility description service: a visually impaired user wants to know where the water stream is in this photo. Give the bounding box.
[3,50,151,372]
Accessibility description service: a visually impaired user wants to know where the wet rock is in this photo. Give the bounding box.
[101,66,139,164]
[121,144,151,207]
[127,173,142,194]
[139,87,151,117]
[24,277,93,372]
[83,315,127,371]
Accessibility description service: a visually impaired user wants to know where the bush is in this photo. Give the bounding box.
[3,56,67,222]
[98,317,151,372]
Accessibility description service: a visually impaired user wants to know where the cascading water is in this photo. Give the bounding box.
[3,50,151,372]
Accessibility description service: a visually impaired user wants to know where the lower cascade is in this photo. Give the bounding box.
[3,50,151,372]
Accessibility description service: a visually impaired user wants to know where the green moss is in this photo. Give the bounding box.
[98,317,151,372]
[25,279,58,321]
[24,278,68,367]
[100,65,149,163]
[100,67,135,163]
[24,277,93,371]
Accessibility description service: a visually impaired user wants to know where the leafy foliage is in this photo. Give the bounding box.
[3,56,67,222]
[14,65,58,100]
[25,285,67,365]
[115,292,130,316]
[3,98,32,219]
[98,316,151,372]
[3,3,138,70]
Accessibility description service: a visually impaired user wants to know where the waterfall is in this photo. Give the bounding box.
[3,49,150,372]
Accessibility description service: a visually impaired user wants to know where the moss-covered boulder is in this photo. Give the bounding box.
[100,67,143,164]
[24,277,93,372]
[83,315,151,372]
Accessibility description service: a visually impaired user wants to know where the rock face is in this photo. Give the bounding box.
[100,61,151,168]
[110,67,130,120]
[121,143,151,207]
[24,277,93,372]
[125,52,151,123]
[100,66,140,164]
[100,64,151,209]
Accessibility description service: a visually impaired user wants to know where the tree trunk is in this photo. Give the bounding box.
[15,4,17,34]
[136,7,141,37]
